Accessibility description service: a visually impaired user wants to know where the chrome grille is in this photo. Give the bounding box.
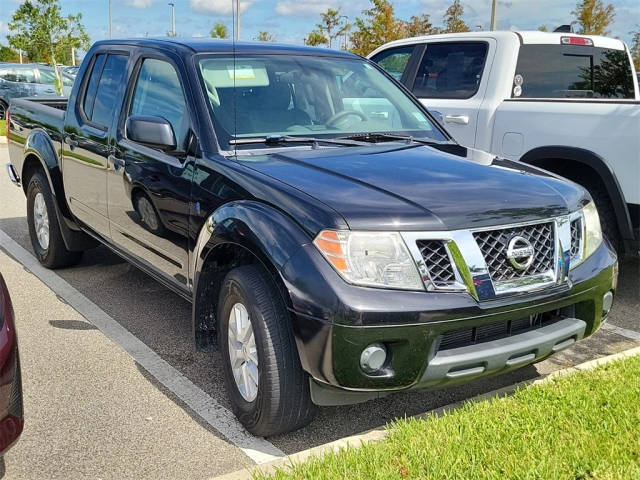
[473,222,555,282]
[570,218,582,262]
[416,240,456,287]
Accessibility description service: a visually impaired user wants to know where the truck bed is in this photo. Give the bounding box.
[7,97,67,178]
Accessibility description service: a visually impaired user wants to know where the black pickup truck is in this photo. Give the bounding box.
[6,39,617,436]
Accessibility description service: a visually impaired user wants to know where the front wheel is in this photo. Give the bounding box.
[218,265,316,436]
[26,171,83,268]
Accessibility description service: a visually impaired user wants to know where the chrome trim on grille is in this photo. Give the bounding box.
[402,214,578,301]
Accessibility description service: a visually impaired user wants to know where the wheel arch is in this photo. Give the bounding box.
[191,201,310,350]
[519,146,634,242]
[21,131,97,251]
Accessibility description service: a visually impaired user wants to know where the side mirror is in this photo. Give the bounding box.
[125,115,176,151]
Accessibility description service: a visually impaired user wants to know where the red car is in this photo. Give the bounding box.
[0,273,23,454]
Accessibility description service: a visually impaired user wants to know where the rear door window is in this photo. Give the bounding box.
[514,45,634,99]
[370,46,415,81]
[413,42,488,99]
[92,55,128,127]
[82,53,128,128]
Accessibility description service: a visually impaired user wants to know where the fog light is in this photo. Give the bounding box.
[360,343,387,374]
[602,291,614,316]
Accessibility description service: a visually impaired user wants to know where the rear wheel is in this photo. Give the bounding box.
[0,101,7,121]
[218,265,316,436]
[26,171,83,268]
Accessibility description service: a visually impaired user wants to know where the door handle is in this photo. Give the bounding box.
[65,135,78,147]
[444,114,470,125]
[108,154,125,171]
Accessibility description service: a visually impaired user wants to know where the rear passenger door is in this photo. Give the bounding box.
[63,51,130,238]
[107,52,195,290]
[376,41,494,148]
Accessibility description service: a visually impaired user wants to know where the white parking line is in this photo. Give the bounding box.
[602,322,640,341]
[0,229,285,465]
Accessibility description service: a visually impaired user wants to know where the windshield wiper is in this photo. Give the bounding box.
[337,132,454,146]
[229,135,368,147]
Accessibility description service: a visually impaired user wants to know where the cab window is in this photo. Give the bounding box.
[82,53,128,128]
[129,58,189,148]
[370,46,415,81]
[413,42,488,99]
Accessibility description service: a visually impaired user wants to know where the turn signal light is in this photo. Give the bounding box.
[314,230,347,271]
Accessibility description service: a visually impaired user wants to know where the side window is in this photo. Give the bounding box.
[82,53,127,128]
[38,69,57,85]
[370,46,415,81]
[15,68,36,83]
[91,54,128,127]
[83,54,106,118]
[129,58,188,148]
[2,69,17,82]
[413,42,488,99]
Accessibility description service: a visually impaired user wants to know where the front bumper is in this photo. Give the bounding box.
[283,239,617,404]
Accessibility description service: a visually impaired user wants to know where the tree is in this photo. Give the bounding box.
[630,30,640,70]
[305,30,328,46]
[538,25,548,32]
[0,45,20,62]
[7,0,89,92]
[307,8,344,49]
[210,22,228,39]
[442,0,470,33]
[256,31,274,42]
[572,0,615,36]
[349,0,406,56]
[402,14,439,37]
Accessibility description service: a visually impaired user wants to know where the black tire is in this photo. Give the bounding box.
[26,171,83,268]
[218,265,316,436]
[0,100,7,121]
[588,182,623,255]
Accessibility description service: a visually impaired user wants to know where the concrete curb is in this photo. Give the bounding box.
[211,344,640,480]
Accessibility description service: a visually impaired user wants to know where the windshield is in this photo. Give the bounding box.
[197,54,446,150]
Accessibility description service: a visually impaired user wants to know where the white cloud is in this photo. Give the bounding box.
[189,0,252,15]
[275,0,335,16]
[128,0,154,7]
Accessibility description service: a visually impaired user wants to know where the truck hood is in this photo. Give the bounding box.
[239,144,587,232]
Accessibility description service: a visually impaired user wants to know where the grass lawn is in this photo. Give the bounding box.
[258,355,640,480]
[0,120,6,136]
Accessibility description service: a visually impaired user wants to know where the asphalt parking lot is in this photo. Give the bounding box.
[0,145,638,479]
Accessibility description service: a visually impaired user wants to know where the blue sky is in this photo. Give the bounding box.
[1,0,638,53]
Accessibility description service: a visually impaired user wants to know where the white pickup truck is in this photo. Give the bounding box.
[370,31,640,255]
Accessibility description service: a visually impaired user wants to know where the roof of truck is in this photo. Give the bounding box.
[368,30,628,57]
[92,38,358,57]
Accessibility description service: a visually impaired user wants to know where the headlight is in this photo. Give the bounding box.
[582,201,603,262]
[313,230,423,290]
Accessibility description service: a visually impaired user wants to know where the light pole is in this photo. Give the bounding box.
[168,2,176,37]
[234,0,241,41]
[340,15,349,50]
[109,0,112,38]
[490,0,497,30]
